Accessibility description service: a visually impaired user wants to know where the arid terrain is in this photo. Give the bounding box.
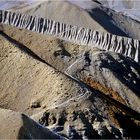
[0,0,140,139]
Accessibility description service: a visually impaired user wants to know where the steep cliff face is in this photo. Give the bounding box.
[0,10,140,63]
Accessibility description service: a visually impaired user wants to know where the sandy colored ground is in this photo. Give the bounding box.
[0,0,140,139]
[0,108,64,139]
[0,27,140,139]
[0,33,87,115]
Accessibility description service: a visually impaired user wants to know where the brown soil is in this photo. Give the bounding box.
[81,76,127,105]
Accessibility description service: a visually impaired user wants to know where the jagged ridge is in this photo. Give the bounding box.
[0,10,140,63]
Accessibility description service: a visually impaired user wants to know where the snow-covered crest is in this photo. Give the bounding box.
[0,10,140,63]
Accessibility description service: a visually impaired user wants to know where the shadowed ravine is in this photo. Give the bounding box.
[88,7,128,36]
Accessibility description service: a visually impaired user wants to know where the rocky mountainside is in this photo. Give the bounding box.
[98,0,140,22]
[0,10,140,63]
[0,33,140,138]
[0,108,64,139]
[0,0,140,139]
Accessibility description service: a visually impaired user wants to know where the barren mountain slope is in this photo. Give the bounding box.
[0,0,140,139]
[0,24,91,71]
[1,24,140,115]
[1,0,140,39]
[6,0,140,40]
[65,49,140,113]
[99,0,140,22]
[0,33,88,115]
[8,0,128,37]
[0,108,63,139]
[99,6,140,40]
[0,32,140,139]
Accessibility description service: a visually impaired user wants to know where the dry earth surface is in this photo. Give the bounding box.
[0,0,140,139]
